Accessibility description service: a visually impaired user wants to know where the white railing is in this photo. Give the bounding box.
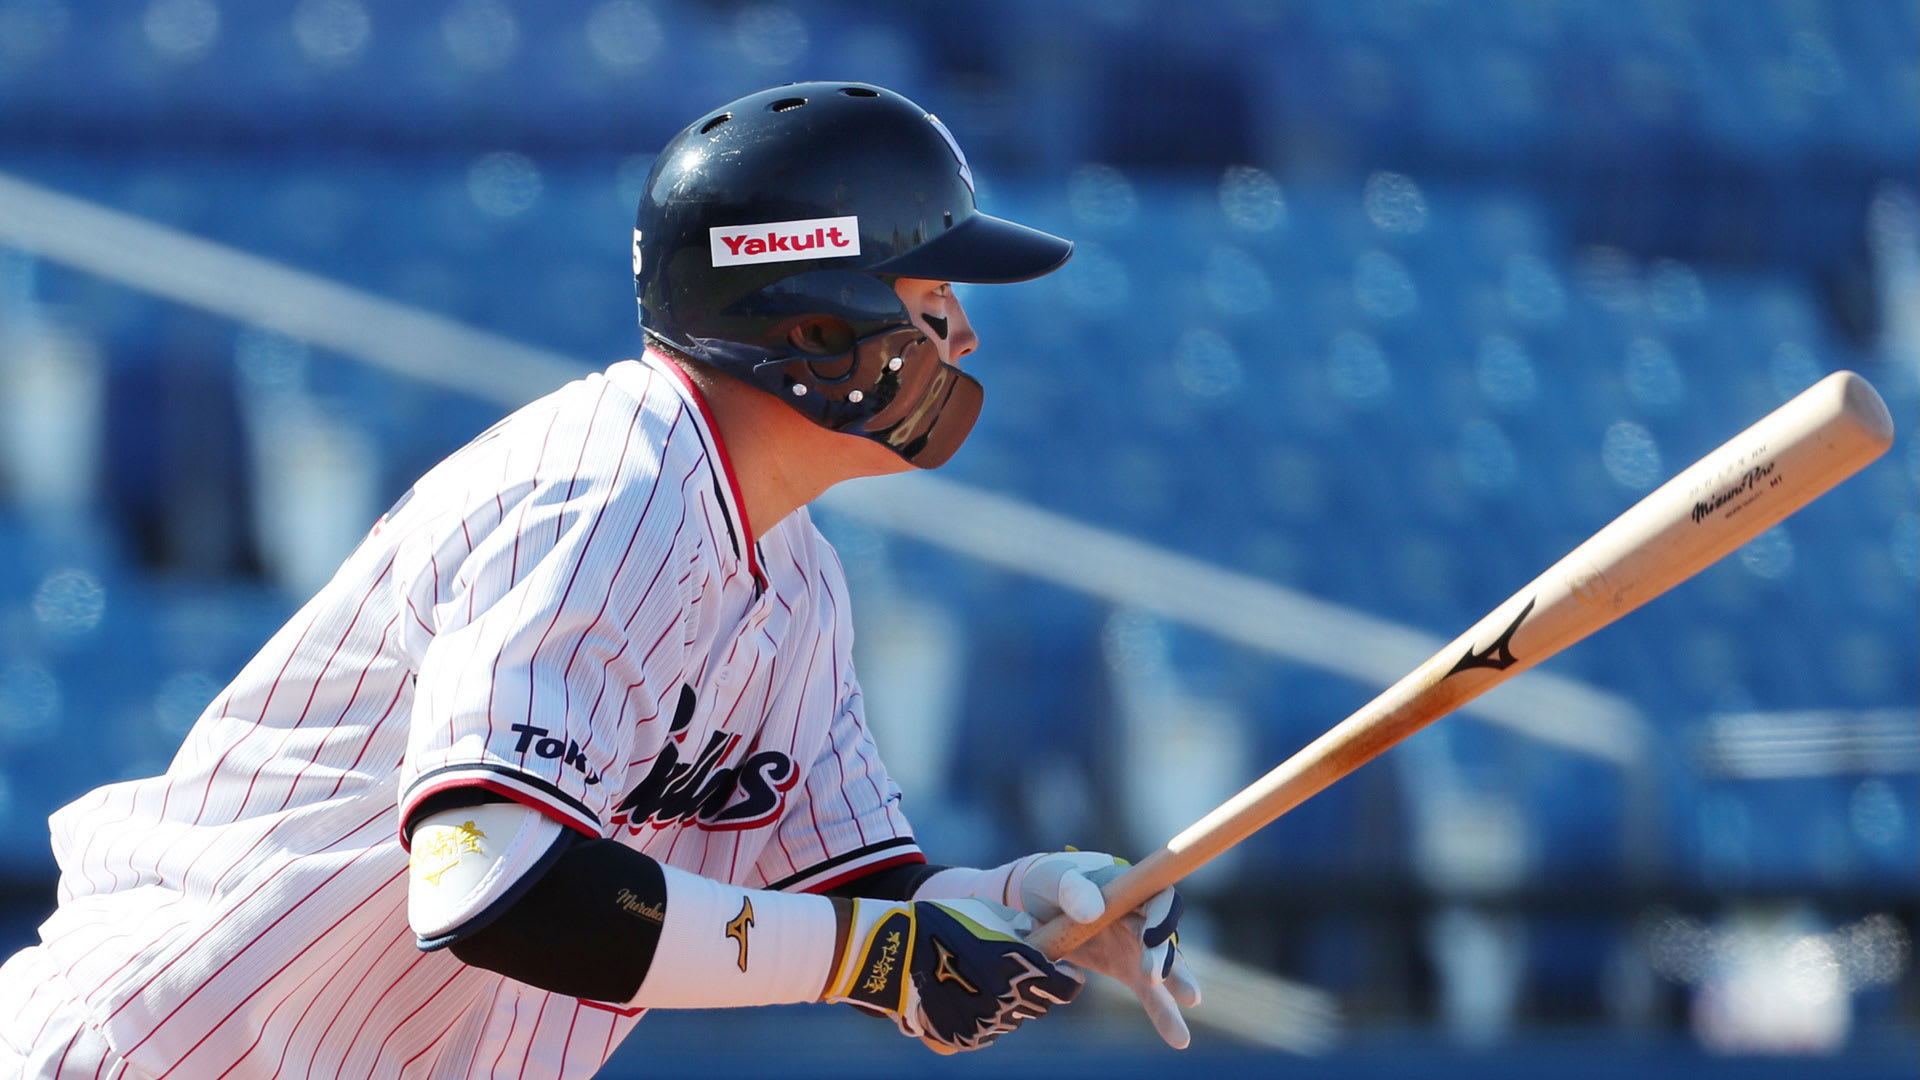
[0,168,1647,767]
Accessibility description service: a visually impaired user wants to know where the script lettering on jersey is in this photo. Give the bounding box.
[509,723,601,785]
[710,215,861,267]
[610,729,800,834]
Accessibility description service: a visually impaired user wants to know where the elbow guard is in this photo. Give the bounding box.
[447,833,672,1003]
[408,800,570,949]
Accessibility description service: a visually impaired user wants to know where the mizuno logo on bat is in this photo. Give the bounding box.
[1447,597,1535,677]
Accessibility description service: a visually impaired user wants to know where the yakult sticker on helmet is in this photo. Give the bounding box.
[710,216,862,267]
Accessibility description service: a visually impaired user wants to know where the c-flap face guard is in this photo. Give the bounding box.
[761,325,982,468]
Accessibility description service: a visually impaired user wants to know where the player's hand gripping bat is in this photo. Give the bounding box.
[1029,370,1896,962]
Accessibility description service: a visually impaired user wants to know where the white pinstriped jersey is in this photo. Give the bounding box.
[25,351,921,1079]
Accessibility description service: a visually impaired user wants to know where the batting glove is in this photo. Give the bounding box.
[924,850,1202,1048]
[823,898,1084,1055]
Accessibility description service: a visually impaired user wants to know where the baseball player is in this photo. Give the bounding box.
[0,82,1199,1078]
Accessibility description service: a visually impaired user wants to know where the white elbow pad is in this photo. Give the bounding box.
[408,800,567,948]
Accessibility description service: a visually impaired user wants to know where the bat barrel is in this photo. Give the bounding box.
[1029,371,1893,961]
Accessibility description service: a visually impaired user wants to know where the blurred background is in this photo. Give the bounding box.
[0,0,1915,1076]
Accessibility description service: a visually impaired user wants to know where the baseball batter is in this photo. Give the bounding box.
[0,83,1199,1078]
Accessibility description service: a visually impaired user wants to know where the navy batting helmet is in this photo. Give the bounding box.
[633,82,1072,468]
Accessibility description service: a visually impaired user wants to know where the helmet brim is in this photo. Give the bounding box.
[868,212,1073,284]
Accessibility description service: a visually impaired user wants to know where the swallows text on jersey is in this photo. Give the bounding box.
[610,728,799,834]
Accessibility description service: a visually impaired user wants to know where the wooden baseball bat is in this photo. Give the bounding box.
[1030,370,1895,960]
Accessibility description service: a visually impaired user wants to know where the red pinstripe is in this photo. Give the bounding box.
[544,397,664,774]
[51,1027,81,1077]
[57,903,200,1020]
[182,598,334,827]
[584,487,698,763]
[391,974,480,1080]
[787,631,829,870]
[768,547,814,880]
[205,598,405,899]
[325,674,408,801]
[205,864,408,1079]
[666,645,762,871]
[489,409,562,774]
[555,1002,582,1080]
[599,1017,619,1065]
[253,882,402,1080]
[652,353,760,584]
[60,786,116,899]
[513,992,553,1080]
[456,1005,489,1080]
[108,805,391,1043]
[284,608,404,808]
[722,646,780,882]
[20,976,60,1050]
[518,382,613,766]
[298,923,416,1080]
[816,571,870,848]
[485,993,522,1080]
[405,590,434,636]
[360,960,465,1076]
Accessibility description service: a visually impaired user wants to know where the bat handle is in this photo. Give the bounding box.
[1028,847,1187,960]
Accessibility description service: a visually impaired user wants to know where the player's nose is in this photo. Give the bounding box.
[946,298,978,364]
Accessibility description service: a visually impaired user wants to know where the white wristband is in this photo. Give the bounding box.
[628,862,839,1009]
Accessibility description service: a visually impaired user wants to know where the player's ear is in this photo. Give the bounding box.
[786,317,855,357]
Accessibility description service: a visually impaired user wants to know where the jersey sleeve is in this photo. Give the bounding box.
[750,676,923,893]
[398,391,693,844]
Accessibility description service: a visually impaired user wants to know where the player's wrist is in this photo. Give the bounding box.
[820,895,854,1000]
[630,862,841,1010]
[911,854,1042,910]
[819,897,912,1008]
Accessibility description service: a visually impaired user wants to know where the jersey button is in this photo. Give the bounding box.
[716,668,735,686]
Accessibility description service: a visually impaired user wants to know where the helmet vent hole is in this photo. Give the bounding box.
[699,112,731,134]
[769,97,808,112]
[944,211,953,228]
[839,87,878,97]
